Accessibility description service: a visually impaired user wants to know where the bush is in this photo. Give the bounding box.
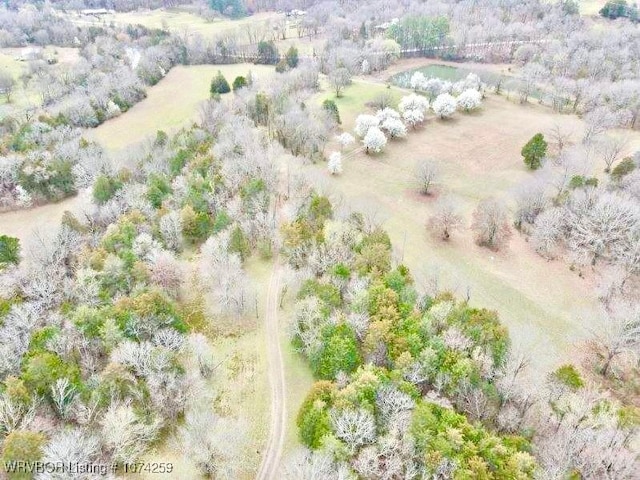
[552,364,584,390]
[611,157,636,181]
[232,75,248,91]
[1,430,45,480]
[210,71,231,96]
[0,235,20,266]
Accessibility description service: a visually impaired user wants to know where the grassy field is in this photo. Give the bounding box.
[578,0,607,15]
[310,79,640,375]
[85,63,274,156]
[68,9,297,41]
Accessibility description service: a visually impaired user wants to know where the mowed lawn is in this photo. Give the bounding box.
[309,79,640,374]
[85,64,274,155]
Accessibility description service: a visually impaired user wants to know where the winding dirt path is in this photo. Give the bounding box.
[256,263,285,480]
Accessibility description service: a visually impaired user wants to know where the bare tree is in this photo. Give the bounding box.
[593,135,628,173]
[415,159,440,195]
[428,197,463,240]
[471,198,512,249]
[0,72,16,102]
[587,305,640,377]
[548,123,573,155]
[329,67,351,98]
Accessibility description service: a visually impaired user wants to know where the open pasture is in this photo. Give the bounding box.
[85,63,274,155]
[311,79,640,373]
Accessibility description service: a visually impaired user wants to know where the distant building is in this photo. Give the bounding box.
[285,9,307,18]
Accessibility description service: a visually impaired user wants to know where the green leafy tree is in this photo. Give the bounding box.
[521,133,548,170]
[386,16,450,51]
[22,352,81,397]
[92,174,123,204]
[600,0,638,20]
[297,381,335,448]
[311,324,361,380]
[228,225,250,261]
[232,75,247,91]
[256,41,279,65]
[210,71,231,96]
[285,46,299,68]
[209,0,246,18]
[0,235,20,266]
[322,99,341,124]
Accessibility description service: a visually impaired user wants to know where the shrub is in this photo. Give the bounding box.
[210,71,231,96]
[232,75,248,91]
[0,235,20,266]
[552,364,584,390]
[611,157,636,181]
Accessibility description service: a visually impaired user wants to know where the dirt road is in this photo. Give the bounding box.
[256,264,285,480]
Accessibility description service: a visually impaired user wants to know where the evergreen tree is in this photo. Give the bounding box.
[285,46,299,68]
[322,99,341,124]
[521,133,548,170]
[210,71,231,96]
[232,75,247,91]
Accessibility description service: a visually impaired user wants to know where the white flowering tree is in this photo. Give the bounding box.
[456,89,482,112]
[354,114,380,138]
[328,152,343,175]
[336,132,355,150]
[363,127,387,154]
[381,118,407,138]
[398,94,429,114]
[399,94,429,129]
[410,71,426,91]
[402,109,425,129]
[375,108,401,123]
[432,93,457,119]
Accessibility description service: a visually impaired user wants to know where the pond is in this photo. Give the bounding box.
[390,64,543,100]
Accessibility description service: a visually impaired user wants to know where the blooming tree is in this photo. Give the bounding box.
[354,114,380,138]
[336,132,355,150]
[328,152,342,175]
[398,94,429,114]
[457,89,482,112]
[410,71,426,91]
[362,127,387,154]
[381,118,407,138]
[432,93,457,119]
[402,109,425,128]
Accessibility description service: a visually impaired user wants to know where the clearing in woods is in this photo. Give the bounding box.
[310,76,640,375]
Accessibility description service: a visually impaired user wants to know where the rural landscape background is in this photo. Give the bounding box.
[0,0,638,478]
